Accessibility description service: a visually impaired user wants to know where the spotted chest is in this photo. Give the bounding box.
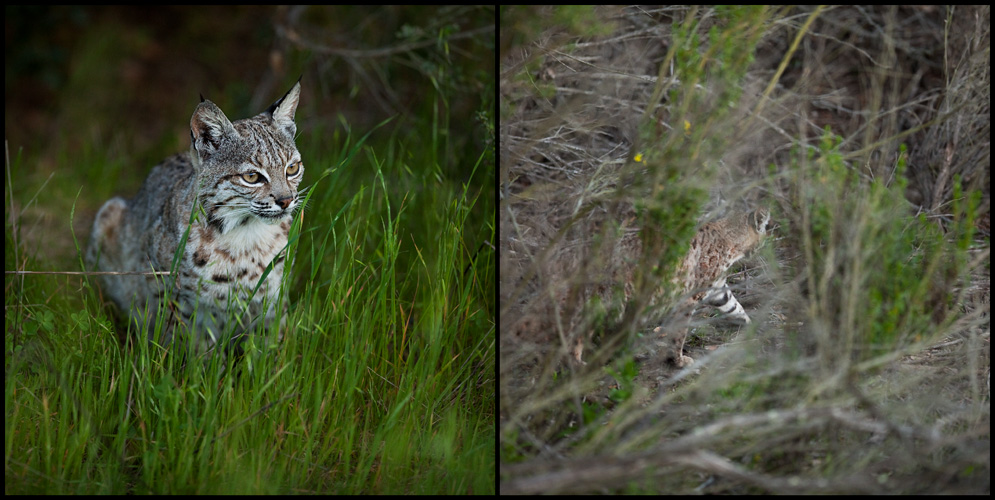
[157,215,292,347]
[183,218,290,303]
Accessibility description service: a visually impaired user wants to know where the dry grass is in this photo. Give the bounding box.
[499,5,989,494]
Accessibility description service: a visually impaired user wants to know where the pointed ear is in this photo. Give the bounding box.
[190,99,238,161]
[265,80,301,138]
[752,208,772,234]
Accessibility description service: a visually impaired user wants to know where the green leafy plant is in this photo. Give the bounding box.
[789,130,976,366]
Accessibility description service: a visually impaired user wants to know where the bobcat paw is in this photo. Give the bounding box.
[571,341,587,366]
[665,353,694,367]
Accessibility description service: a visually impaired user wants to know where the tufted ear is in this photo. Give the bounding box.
[265,79,301,139]
[190,99,238,163]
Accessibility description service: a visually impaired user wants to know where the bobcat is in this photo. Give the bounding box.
[87,81,304,354]
[659,207,772,367]
[507,206,771,369]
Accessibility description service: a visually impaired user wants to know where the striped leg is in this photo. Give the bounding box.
[702,279,751,325]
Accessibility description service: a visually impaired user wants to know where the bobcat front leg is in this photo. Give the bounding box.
[655,305,695,368]
[702,278,751,325]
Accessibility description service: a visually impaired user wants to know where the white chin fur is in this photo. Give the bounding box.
[218,215,285,253]
[258,213,286,225]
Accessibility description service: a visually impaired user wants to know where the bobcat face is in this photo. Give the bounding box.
[202,153,305,232]
[191,86,305,235]
[751,207,772,235]
[739,207,772,259]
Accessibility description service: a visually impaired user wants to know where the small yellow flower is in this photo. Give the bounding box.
[684,120,692,135]
[634,153,643,163]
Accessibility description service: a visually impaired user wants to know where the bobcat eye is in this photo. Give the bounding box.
[286,161,302,177]
[241,172,261,183]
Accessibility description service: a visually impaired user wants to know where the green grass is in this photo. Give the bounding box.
[5,98,494,494]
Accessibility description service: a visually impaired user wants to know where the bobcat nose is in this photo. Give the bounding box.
[275,196,293,209]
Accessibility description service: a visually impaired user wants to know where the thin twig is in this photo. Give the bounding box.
[5,270,170,276]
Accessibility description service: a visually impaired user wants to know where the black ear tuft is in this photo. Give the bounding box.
[265,81,301,138]
[200,94,206,103]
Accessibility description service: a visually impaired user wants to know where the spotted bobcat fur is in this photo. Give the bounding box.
[660,207,771,367]
[87,81,304,354]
